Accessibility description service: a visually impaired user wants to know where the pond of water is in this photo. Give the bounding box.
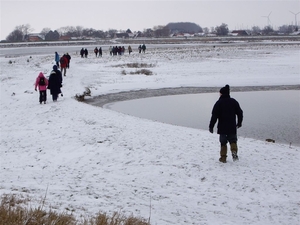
[105,90,300,146]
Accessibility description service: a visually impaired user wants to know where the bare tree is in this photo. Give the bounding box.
[40,28,51,39]
[107,29,118,38]
[153,26,169,37]
[262,26,274,35]
[15,24,33,36]
[278,25,294,34]
[6,29,24,42]
[215,23,229,36]
[57,26,70,36]
[203,27,209,34]
[6,24,33,41]
[75,26,84,37]
[142,28,153,37]
[251,26,261,35]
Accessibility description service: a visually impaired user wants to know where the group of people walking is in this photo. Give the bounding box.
[35,52,68,104]
[94,47,103,57]
[109,46,126,56]
[78,44,146,57]
[55,52,71,76]
[35,65,63,104]
[138,44,146,53]
[80,48,89,58]
[39,51,245,165]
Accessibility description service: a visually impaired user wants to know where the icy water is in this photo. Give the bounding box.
[105,90,300,146]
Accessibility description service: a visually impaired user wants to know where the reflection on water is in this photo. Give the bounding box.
[105,90,300,146]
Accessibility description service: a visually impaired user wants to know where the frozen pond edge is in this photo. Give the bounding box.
[85,84,300,107]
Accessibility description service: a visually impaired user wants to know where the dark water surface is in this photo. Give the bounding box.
[105,90,300,146]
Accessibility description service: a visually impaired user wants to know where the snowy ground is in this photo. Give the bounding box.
[0,42,300,225]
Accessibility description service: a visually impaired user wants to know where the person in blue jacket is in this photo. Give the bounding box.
[55,52,60,67]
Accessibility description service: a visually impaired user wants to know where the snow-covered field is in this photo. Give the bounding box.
[0,42,300,225]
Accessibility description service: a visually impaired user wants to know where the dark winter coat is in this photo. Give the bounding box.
[209,95,243,135]
[48,69,62,96]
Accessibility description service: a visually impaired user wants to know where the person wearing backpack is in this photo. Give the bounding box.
[35,72,48,104]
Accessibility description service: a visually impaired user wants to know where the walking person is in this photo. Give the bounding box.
[209,84,243,163]
[35,72,48,104]
[80,48,84,58]
[65,53,71,68]
[84,48,88,58]
[60,54,68,76]
[94,47,98,57]
[55,52,60,67]
[142,44,146,53]
[128,45,132,54]
[47,65,62,102]
[99,47,102,57]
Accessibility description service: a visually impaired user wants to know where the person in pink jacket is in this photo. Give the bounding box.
[35,72,48,104]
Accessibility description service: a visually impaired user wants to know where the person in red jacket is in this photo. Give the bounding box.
[35,72,48,104]
[60,54,68,76]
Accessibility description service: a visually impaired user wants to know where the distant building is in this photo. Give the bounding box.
[171,32,194,38]
[230,30,250,36]
[114,33,129,39]
[27,33,44,42]
[59,36,71,41]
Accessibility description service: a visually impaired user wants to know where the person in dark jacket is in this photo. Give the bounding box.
[80,48,84,58]
[209,84,243,163]
[65,53,71,68]
[47,65,62,102]
[98,47,102,57]
[84,48,88,58]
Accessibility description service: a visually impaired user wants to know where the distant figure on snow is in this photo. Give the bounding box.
[35,72,48,104]
[142,44,146,53]
[98,47,102,57]
[55,52,60,67]
[94,47,98,57]
[80,48,84,58]
[128,45,132,54]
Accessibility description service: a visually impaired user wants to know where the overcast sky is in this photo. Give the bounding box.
[1,0,299,40]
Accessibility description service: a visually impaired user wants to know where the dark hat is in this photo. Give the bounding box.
[53,65,58,70]
[220,84,230,96]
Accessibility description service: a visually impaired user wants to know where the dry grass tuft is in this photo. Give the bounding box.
[114,63,155,68]
[0,194,150,225]
[75,87,91,102]
[121,69,153,76]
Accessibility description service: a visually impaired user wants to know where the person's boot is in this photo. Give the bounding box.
[219,145,227,163]
[230,142,239,161]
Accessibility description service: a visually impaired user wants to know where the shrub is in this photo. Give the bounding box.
[75,87,91,102]
[121,69,153,76]
[0,194,150,225]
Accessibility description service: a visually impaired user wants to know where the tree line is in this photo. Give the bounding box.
[3,22,298,42]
